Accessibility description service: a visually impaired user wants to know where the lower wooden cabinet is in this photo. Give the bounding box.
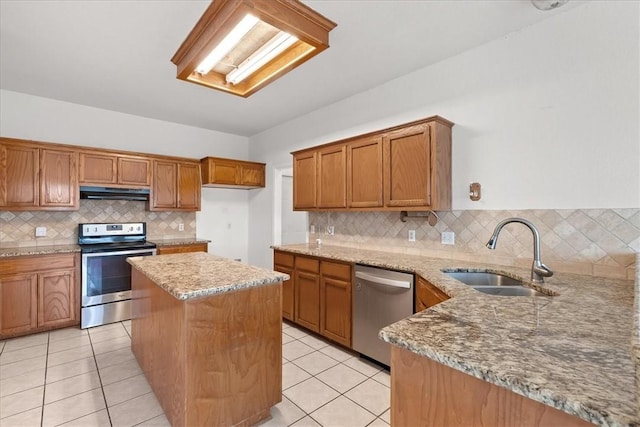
[274,250,353,347]
[0,253,79,339]
[156,242,208,255]
[415,276,450,312]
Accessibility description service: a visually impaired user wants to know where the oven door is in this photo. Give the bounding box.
[81,248,156,307]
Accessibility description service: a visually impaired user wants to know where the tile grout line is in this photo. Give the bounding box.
[87,327,114,427]
[40,332,50,427]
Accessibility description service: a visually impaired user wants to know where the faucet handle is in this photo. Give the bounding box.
[534,263,554,278]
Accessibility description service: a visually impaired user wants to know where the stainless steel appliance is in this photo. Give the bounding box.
[79,222,156,329]
[353,264,414,367]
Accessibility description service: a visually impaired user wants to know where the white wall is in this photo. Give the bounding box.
[248,1,640,268]
[0,90,251,261]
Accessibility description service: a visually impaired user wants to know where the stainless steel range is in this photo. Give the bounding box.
[79,222,156,329]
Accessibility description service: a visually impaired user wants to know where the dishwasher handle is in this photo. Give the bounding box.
[355,271,411,289]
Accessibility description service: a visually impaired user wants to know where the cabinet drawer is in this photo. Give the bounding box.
[321,261,351,281]
[274,251,294,269]
[156,243,207,255]
[0,253,77,276]
[295,256,319,273]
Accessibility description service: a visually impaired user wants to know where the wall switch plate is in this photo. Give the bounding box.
[35,227,47,237]
[326,226,335,235]
[310,225,315,233]
[408,230,416,242]
[178,223,184,231]
[441,231,455,245]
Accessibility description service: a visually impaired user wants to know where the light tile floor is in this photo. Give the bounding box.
[0,320,390,426]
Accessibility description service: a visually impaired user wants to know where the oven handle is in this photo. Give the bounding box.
[82,248,157,258]
[355,271,411,289]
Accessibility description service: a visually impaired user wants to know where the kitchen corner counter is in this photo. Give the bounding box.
[128,252,289,300]
[273,244,638,427]
[147,237,210,246]
[0,244,81,257]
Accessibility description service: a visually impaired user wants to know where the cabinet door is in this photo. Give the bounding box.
[38,269,75,328]
[209,159,240,185]
[177,162,201,210]
[40,149,78,209]
[317,145,347,208]
[79,152,117,184]
[0,274,38,336]
[118,157,151,186]
[415,276,449,312]
[293,151,317,209]
[347,136,383,208]
[152,160,177,209]
[0,143,39,208]
[320,261,352,347]
[240,164,265,187]
[274,251,295,321]
[295,271,320,332]
[383,123,431,207]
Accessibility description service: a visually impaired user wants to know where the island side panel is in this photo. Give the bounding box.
[390,346,595,427]
[184,283,283,427]
[131,268,187,427]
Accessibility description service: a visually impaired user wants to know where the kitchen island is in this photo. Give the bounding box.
[127,252,289,427]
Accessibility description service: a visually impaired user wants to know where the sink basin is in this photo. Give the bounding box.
[443,271,551,297]
[445,271,524,287]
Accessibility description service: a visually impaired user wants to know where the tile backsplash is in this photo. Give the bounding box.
[310,209,640,280]
[0,200,196,247]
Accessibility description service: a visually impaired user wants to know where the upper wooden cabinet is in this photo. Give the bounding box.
[292,116,453,211]
[79,152,151,187]
[317,145,347,208]
[0,140,78,210]
[150,160,201,211]
[293,151,317,209]
[200,157,265,189]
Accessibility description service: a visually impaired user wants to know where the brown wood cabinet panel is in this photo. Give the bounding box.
[177,162,201,210]
[415,276,449,312]
[38,269,75,328]
[0,274,38,336]
[294,270,320,333]
[40,149,78,209]
[347,136,383,208]
[295,256,320,274]
[79,152,118,184]
[317,145,347,208]
[118,157,151,186]
[0,143,39,208]
[293,151,317,209]
[274,251,295,321]
[152,160,177,209]
[274,251,294,269]
[320,261,352,347]
[0,253,76,276]
[391,346,594,427]
[200,157,266,189]
[383,123,431,208]
[156,243,208,255]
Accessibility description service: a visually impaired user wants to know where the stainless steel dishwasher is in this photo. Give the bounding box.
[353,264,414,367]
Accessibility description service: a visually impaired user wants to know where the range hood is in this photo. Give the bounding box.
[79,186,150,201]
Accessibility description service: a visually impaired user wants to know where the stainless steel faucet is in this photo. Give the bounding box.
[486,217,554,283]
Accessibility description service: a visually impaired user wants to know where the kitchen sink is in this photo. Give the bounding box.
[443,271,551,297]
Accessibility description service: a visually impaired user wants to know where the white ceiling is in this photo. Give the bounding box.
[0,0,577,137]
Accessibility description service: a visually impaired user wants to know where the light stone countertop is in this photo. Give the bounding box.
[128,252,289,300]
[273,244,638,427]
[147,237,210,246]
[0,244,81,257]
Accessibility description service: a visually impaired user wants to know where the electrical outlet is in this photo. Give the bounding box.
[326,225,335,235]
[408,230,416,242]
[35,227,47,237]
[441,231,455,245]
[178,223,184,231]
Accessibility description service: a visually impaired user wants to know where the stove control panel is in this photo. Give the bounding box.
[80,222,145,237]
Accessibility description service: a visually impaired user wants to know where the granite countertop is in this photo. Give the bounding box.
[273,244,638,427]
[128,252,289,300]
[0,244,81,257]
[148,237,210,246]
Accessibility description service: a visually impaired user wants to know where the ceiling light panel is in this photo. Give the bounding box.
[171,0,337,98]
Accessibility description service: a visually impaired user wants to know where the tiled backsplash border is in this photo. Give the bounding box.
[310,209,640,280]
[0,200,196,248]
